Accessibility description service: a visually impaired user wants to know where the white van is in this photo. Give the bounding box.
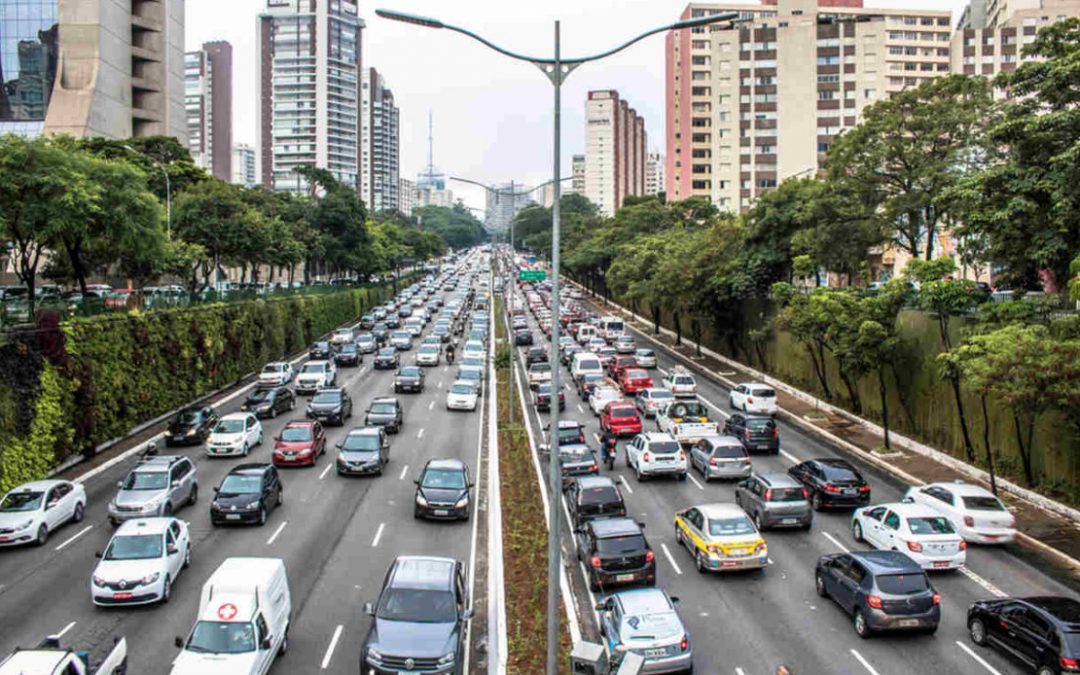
[171,557,291,675]
[576,324,599,345]
[571,352,604,384]
[599,317,625,341]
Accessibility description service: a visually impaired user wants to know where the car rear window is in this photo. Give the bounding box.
[751,388,776,397]
[746,418,775,431]
[768,487,806,502]
[961,496,1006,511]
[596,534,644,555]
[580,486,620,505]
[823,466,859,482]
[907,516,955,535]
[707,516,755,536]
[876,573,929,595]
[711,443,746,459]
[649,441,680,455]
[612,408,637,419]
[578,359,601,371]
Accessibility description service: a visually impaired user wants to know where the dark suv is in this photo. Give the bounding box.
[362,556,473,675]
[789,458,871,511]
[815,550,940,638]
[724,413,780,454]
[574,517,655,592]
[565,476,626,528]
[967,596,1080,675]
[309,341,334,360]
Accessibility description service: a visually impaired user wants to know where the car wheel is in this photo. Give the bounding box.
[753,512,764,531]
[290,399,296,411]
[852,521,864,542]
[815,572,827,597]
[258,507,268,526]
[242,442,250,457]
[35,524,48,546]
[635,465,644,482]
[277,488,284,506]
[1036,667,1055,675]
[969,618,988,646]
[729,397,736,410]
[183,544,191,568]
[257,431,264,446]
[854,610,872,639]
[695,549,707,574]
[588,574,600,593]
[73,502,85,523]
[812,492,824,512]
[162,502,173,516]
[678,472,687,482]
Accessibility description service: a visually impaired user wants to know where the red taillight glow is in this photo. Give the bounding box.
[866,595,883,609]
[680,635,689,652]
[645,550,655,563]
[774,427,780,439]
[590,556,602,568]
[1060,656,1079,671]
[678,450,686,461]
[802,487,811,499]
[932,593,941,606]
[906,540,923,553]
[858,485,871,493]
[959,541,968,551]
[747,397,754,404]
[823,484,841,493]
[709,457,718,467]
[964,515,975,527]
[643,451,651,462]
[764,489,773,501]
[745,430,752,440]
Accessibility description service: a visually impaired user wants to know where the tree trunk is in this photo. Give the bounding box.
[1012,413,1035,485]
[652,306,661,335]
[674,311,682,347]
[807,343,832,400]
[841,372,862,415]
[981,396,998,495]
[949,376,976,462]
[879,368,890,449]
[691,317,702,357]
[924,208,936,261]
[63,238,89,295]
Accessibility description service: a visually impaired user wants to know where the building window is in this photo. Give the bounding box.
[817,56,840,65]
[818,142,830,153]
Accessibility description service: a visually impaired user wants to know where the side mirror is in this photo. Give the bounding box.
[94,551,102,559]
[413,480,420,486]
[364,602,375,616]
[213,487,220,494]
[260,637,272,650]
[116,481,123,489]
[670,596,681,604]
[636,522,646,530]
[463,607,475,620]
[901,496,914,504]
[174,636,184,649]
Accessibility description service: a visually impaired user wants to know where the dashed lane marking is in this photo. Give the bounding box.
[399,464,409,480]
[321,625,343,669]
[266,521,287,546]
[956,640,1003,675]
[54,525,93,551]
[319,463,333,480]
[850,649,882,675]
[822,531,851,553]
[660,542,684,575]
[371,522,386,547]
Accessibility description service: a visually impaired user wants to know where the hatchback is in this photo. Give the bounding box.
[210,464,283,527]
[575,517,655,592]
[240,386,294,419]
[734,473,813,530]
[273,420,326,467]
[597,589,693,673]
[729,383,778,415]
[853,502,967,570]
[724,413,780,454]
[689,436,751,482]
[566,476,626,527]
[164,406,217,446]
[967,596,1080,674]
[335,427,390,476]
[414,459,473,521]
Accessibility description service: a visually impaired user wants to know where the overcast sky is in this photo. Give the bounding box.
[186,0,971,210]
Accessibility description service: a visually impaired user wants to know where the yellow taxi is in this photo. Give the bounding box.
[674,503,769,573]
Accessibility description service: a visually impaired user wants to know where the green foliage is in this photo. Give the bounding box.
[495,343,512,371]
[0,364,73,494]
[416,204,487,250]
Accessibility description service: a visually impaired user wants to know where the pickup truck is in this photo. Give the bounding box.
[1,636,127,675]
[655,400,718,446]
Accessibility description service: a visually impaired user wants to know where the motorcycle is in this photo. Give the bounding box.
[602,438,617,470]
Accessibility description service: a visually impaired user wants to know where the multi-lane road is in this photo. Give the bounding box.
[505,264,1076,675]
[0,271,490,674]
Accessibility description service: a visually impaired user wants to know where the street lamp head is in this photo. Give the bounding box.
[375,9,444,29]
[668,12,740,31]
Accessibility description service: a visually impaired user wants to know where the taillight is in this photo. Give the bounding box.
[858,485,871,493]
[823,484,841,493]
[774,427,780,439]
[932,593,941,606]
[745,430,752,440]
[959,540,968,551]
[964,515,975,527]
[643,451,651,462]
[906,540,923,553]
[645,550,655,563]
[747,397,754,404]
[802,487,811,499]
[764,489,773,501]
[1060,656,1079,671]
[680,634,689,652]
[590,556,602,568]
[678,450,686,462]
[866,595,883,609]
[1007,515,1016,528]
[709,457,718,467]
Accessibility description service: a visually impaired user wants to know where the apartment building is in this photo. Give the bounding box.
[952,0,1080,79]
[645,151,666,196]
[665,0,951,210]
[185,41,232,180]
[233,143,256,187]
[399,177,417,216]
[258,0,364,194]
[360,67,400,213]
[485,182,530,232]
[570,154,586,195]
[584,90,647,216]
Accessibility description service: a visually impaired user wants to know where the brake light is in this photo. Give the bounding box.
[932,593,941,606]
[774,427,780,439]
[823,484,841,493]
[764,489,773,501]
[645,550,655,563]
[802,487,811,499]
[959,540,968,551]
[747,397,754,404]
[590,556,602,568]
[643,451,651,463]
[680,634,689,652]
[964,515,975,527]
[709,457,718,467]
[745,430,752,440]
[866,595,883,609]
[678,450,686,462]
[1060,656,1079,671]
[906,540,923,553]
[858,485,871,493]
[1007,515,1016,528]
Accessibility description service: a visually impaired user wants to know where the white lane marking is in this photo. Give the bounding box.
[850,649,882,675]
[399,464,409,480]
[438,381,443,389]
[266,521,287,546]
[959,567,1007,598]
[660,543,684,575]
[321,625,344,669]
[417,428,425,439]
[956,640,1003,675]
[319,463,333,480]
[371,522,386,547]
[56,621,77,638]
[780,450,799,464]
[735,668,746,675]
[696,394,728,420]
[54,525,93,551]
[576,403,585,414]
[686,473,705,491]
[657,367,668,376]
[619,478,634,495]
[822,531,851,553]
[429,400,435,410]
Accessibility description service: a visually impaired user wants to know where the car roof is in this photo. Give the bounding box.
[615,588,674,615]
[7,479,67,492]
[641,432,675,442]
[425,458,467,471]
[702,435,743,448]
[872,502,947,518]
[114,517,174,535]
[229,463,272,476]
[927,480,995,497]
[850,550,925,574]
[133,455,187,470]
[589,517,643,538]
[1022,597,1080,625]
[642,388,672,396]
[389,556,456,590]
[219,412,253,421]
[696,503,748,519]
[756,472,802,488]
[372,397,400,405]
[576,476,616,489]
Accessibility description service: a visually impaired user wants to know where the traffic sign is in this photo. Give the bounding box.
[518,270,546,282]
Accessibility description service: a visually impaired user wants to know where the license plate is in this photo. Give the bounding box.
[758,444,771,450]
[728,548,747,556]
[722,561,738,567]
[781,518,797,525]
[644,648,668,658]
[114,592,133,600]
[226,514,241,521]
[843,488,857,496]
[933,561,950,568]
[0,536,10,543]
[615,574,635,582]
[897,619,920,628]
[434,509,449,516]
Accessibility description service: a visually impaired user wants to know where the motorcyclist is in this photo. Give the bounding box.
[446,342,456,364]
[600,427,618,470]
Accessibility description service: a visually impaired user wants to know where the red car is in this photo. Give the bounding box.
[608,355,638,378]
[273,420,326,467]
[619,368,655,395]
[601,402,643,437]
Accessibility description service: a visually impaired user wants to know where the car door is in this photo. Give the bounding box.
[861,507,888,548]
[203,407,217,436]
[839,560,868,614]
[880,510,902,550]
[43,485,67,529]
[164,526,184,577]
[1009,607,1053,668]
[254,613,274,674]
[746,477,766,516]
[168,462,186,505]
[690,441,706,472]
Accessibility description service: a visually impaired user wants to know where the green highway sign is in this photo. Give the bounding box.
[518,270,547,282]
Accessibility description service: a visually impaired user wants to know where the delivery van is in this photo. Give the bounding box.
[576,324,599,345]
[571,352,604,384]
[171,557,291,675]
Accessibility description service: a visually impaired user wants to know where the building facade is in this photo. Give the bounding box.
[645,151,665,196]
[952,0,1080,79]
[665,0,952,210]
[0,0,186,141]
[399,177,417,216]
[258,0,364,194]
[184,41,232,180]
[232,143,256,187]
[584,90,647,216]
[484,182,530,233]
[360,67,400,213]
[570,154,586,195]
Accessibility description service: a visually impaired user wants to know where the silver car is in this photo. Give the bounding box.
[689,436,752,481]
[108,455,198,526]
[734,472,813,531]
[597,588,693,674]
[634,348,658,369]
[390,330,413,351]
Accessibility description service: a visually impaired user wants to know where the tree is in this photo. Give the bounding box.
[416,204,487,250]
[771,283,835,399]
[172,180,264,287]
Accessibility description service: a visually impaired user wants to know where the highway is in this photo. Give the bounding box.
[505,265,1076,675]
[0,267,490,674]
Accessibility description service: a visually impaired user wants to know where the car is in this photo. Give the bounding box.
[789,458,871,511]
[815,550,941,638]
[330,327,355,346]
[294,360,337,394]
[634,348,658,369]
[433,325,451,342]
[624,432,688,482]
[242,385,296,419]
[589,385,624,417]
[555,443,600,487]
[372,308,387,321]
[451,365,482,394]
[656,400,718,446]
[614,335,637,354]
[306,387,353,425]
[272,420,326,467]
[414,459,473,520]
[967,596,1080,674]
[674,503,769,573]
[553,419,587,447]
[463,340,486,361]
[607,355,638,379]
[404,318,424,337]
[587,337,607,353]
[446,380,480,411]
[565,476,626,528]
[662,367,698,398]
[108,455,198,525]
[372,322,390,342]
[525,347,548,366]
[334,341,362,366]
[335,427,390,476]
[574,517,655,592]
[596,589,693,674]
[308,341,334,360]
[366,397,403,433]
[561,344,583,366]
[688,435,751,482]
[902,481,1017,544]
[385,315,401,329]
[416,344,441,366]
[0,480,86,547]
[359,314,376,329]
[394,366,426,393]
[514,329,534,346]
[390,330,413,351]
[91,517,190,606]
[164,406,218,446]
[618,368,654,395]
[258,362,295,388]
[635,388,675,419]
[729,383,778,415]
[852,502,967,570]
[723,413,779,454]
[534,382,565,412]
[373,347,400,369]
[422,335,442,348]
[600,402,643,437]
[596,346,618,368]
[209,464,283,526]
[734,473,813,530]
[577,372,606,400]
[205,412,263,457]
[356,333,378,353]
[362,557,472,674]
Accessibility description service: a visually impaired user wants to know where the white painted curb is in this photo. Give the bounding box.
[486,297,508,675]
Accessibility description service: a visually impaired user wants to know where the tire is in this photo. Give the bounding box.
[183,544,191,568]
[678,472,687,482]
[969,618,988,646]
[812,492,824,512]
[854,610,872,639]
[695,549,707,574]
[290,399,296,411]
[853,521,864,542]
[161,574,171,604]
[277,488,284,506]
[35,524,48,547]
[1036,667,1055,675]
[588,574,600,593]
[279,628,289,656]
[162,502,173,516]
[815,572,827,597]
[258,507,268,526]
[73,502,85,523]
[753,512,764,531]
[635,465,644,482]
[257,431,264,446]
[242,442,250,457]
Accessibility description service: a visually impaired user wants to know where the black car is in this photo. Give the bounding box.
[815,550,940,638]
[555,420,587,446]
[209,463,283,526]
[414,458,473,520]
[394,366,425,393]
[535,382,566,412]
[566,476,626,528]
[557,443,600,488]
[574,517,655,592]
[336,427,390,476]
[561,345,583,366]
[372,322,390,343]
[366,397,403,434]
[514,329,534,346]
[374,347,400,370]
[359,314,375,329]
[362,556,472,675]
[526,347,548,366]
[306,387,353,425]
[309,341,334,360]
[385,315,401,329]
[789,458,871,511]
[967,596,1080,675]
[724,413,780,454]
[164,406,217,446]
[334,342,361,366]
[240,386,295,419]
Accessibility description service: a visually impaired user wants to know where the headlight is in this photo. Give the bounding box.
[455,496,469,508]
[186,428,198,436]
[245,500,261,510]
[438,651,456,666]
[140,572,161,586]
[367,647,382,661]
[306,406,314,414]
[14,519,33,531]
[92,575,107,587]
[613,644,627,652]
[416,494,428,507]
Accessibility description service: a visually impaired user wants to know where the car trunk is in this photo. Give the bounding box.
[877,574,935,614]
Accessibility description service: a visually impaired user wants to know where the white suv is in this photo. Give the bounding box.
[258,362,294,387]
[295,360,337,394]
[625,432,688,482]
[729,383,777,414]
[91,517,190,606]
[662,368,698,398]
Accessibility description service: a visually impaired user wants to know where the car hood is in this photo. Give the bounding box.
[308,401,343,412]
[420,487,467,503]
[371,619,457,658]
[375,355,396,362]
[94,557,161,581]
[170,650,260,675]
[340,450,379,462]
[619,611,684,643]
[0,511,39,529]
[213,492,260,508]
[113,489,166,508]
[275,440,314,452]
[208,432,244,444]
[396,375,421,382]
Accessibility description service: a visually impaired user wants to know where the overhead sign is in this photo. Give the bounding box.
[519,270,547,282]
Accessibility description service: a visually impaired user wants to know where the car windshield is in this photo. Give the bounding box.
[248,389,272,403]
[312,392,341,404]
[370,403,397,415]
[121,471,168,490]
[176,410,202,425]
[876,573,929,595]
[378,348,396,357]
[300,363,324,374]
[281,426,313,442]
[746,418,775,431]
[674,376,694,385]
[823,466,860,482]
[214,419,244,434]
[186,621,256,654]
[104,534,162,560]
[558,426,584,441]
[342,434,379,452]
[580,486,620,506]
[218,475,261,494]
[450,384,475,395]
[422,468,467,489]
[340,344,357,353]
[708,516,756,536]
[399,367,421,377]
[559,446,593,462]
[0,491,43,512]
[377,588,457,623]
[908,516,956,535]
[312,342,329,350]
[596,534,645,555]
[961,496,1006,511]
[611,408,636,419]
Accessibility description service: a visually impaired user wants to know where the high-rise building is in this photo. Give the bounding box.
[360,67,400,213]
[665,0,952,210]
[232,143,257,187]
[645,152,665,197]
[399,177,417,216]
[571,154,586,195]
[584,90,647,216]
[484,182,531,232]
[953,0,1080,79]
[0,0,186,141]
[185,41,232,181]
[258,0,364,194]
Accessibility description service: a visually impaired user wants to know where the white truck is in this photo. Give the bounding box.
[0,636,127,675]
[655,400,718,446]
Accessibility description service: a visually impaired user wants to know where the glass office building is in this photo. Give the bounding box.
[0,0,59,136]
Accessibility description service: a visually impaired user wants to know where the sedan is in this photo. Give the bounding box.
[91,517,190,606]
[967,597,1080,674]
[240,386,294,419]
[614,335,637,354]
[272,420,326,467]
[373,347,400,369]
[0,480,87,547]
[618,368,654,395]
[394,366,426,393]
[514,329,534,346]
[674,503,769,573]
[356,334,378,354]
[308,341,334,360]
[390,330,412,351]
[446,381,480,411]
[534,382,565,412]
[334,342,361,367]
[789,458,871,511]
[414,459,473,521]
[600,402,643,437]
[596,589,693,674]
[415,344,441,366]
[903,481,1016,544]
[852,502,967,570]
[257,362,294,388]
[634,348,657,369]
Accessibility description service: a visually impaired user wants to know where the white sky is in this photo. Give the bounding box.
[186,0,971,210]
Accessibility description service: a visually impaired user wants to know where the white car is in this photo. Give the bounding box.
[91,517,190,606]
[625,432,688,481]
[662,368,698,398]
[295,360,337,394]
[258,361,294,387]
[0,480,86,547]
[206,412,263,457]
[589,385,624,417]
[729,383,778,414]
[902,481,1016,544]
[330,327,354,346]
[463,340,486,361]
[527,362,552,389]
[614,335,637,354]
[852,502,967,570]
[446,381,479,411]
[586,337,607,353]
[634,348,657,369]
[416,344,441,366]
